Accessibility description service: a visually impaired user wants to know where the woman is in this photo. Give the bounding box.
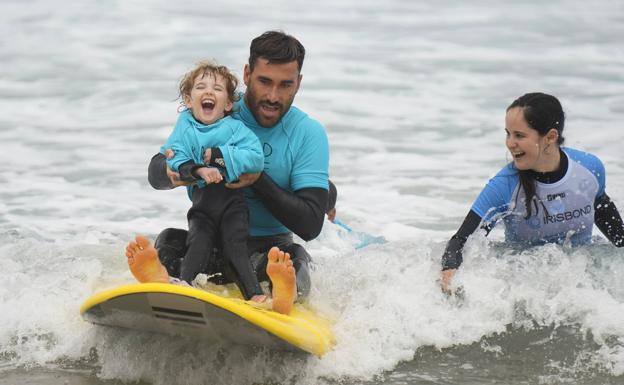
[440,92,624,293]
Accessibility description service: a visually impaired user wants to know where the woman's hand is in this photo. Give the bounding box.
[440,269,456,294]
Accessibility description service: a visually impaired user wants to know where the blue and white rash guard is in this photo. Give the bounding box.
[473,147,604,246]
[442,147,624,270]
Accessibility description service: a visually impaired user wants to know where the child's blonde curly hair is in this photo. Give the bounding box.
[179,60,240,115]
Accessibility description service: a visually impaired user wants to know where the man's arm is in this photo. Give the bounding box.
[251,172,328,241]
[148,153,173,190]
[147,152,194,190]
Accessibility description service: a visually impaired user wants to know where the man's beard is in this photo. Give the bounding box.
[246,88,292,127]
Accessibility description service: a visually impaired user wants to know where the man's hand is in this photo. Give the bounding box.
[327,207,337,222]
[195,167,223,185]
[440,269,456,295]
[164,149,192,187]
[225,172,261,189]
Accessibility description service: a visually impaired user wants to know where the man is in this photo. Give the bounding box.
[141,31,329,314]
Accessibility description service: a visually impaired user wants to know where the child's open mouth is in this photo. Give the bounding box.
[513,152,525,159]
[201,100,215,113]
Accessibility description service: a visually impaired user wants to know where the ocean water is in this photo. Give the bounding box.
[1,0,624,384]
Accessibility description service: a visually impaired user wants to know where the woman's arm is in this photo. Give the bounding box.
[441,210,486,270]
[594,193,624,247]
[440,210,490,294]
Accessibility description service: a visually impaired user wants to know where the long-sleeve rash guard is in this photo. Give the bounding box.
[149,97,330,241]
[163,110,263,185]
[442,148,624,270]
[148,153,327,241]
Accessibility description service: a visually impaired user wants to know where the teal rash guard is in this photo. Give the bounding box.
[149,98,330,241]
[162,109,264,186]
[230,99,329,236]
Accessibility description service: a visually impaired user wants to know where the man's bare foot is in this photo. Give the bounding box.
[125,235,169,283]
[266,247,296,315]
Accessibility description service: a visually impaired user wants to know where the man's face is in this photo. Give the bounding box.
[244,58,302,127]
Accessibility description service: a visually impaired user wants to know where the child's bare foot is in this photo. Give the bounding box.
[266,247,296,315]
[250,294,267,303]
[125,235,169,283]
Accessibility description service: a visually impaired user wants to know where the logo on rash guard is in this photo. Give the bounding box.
[543,205,592,224]
[547,192,566,201]
[263,143,273,157]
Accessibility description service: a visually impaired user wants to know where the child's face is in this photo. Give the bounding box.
[184,72,233,125]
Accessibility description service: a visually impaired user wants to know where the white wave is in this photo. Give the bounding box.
[1,0,624,383]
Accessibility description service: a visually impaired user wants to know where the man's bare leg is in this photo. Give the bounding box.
[125,235,169,283]
[266,246,296,315]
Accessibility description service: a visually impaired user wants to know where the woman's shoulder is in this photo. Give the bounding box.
[490,162,519,182]
[563,147,605,173]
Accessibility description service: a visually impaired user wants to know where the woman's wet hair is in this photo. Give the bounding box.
[508,92,565,143]
[507,92,565,218]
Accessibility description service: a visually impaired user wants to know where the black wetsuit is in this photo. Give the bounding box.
[442,150,624,270]
[149,153,327,299]
[179,165,262,299]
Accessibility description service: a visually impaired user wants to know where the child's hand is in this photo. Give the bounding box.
[196,167,223,184]
[203,148,212,164]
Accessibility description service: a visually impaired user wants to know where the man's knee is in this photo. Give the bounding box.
[283,243,311,299]
[154,228,187,252]
[154,228,187,276]
[284,243,311,267]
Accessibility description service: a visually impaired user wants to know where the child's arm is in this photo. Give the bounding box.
[206,122,264,182]
[163,112,200,181]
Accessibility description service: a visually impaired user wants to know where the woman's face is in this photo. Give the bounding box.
[505,107,548,171]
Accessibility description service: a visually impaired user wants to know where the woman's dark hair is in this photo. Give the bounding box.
[248,31,305,72]
[507,92,565,218]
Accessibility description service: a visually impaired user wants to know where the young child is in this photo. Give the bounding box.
[127,60,267,303]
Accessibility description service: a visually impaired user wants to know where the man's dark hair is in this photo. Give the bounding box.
[248,31,305,72]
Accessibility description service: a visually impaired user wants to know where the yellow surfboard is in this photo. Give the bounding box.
[80,283,334,357]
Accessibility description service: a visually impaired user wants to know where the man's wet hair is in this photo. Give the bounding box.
[248,31,305,73]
